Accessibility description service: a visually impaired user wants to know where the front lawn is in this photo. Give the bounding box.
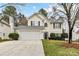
[42,40,79,56]
[0,38,12,43]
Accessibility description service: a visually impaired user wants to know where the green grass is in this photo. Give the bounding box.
[42,40,79,56]
[0,39,12,43]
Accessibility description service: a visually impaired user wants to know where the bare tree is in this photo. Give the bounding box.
[53,3,79,43]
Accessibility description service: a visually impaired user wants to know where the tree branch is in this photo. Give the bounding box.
[69,3,73,19]
[62,3,68,14]
[56,9,67,15]
[71,9,78,31]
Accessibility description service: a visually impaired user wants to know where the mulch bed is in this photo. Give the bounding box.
[63,41,79,49]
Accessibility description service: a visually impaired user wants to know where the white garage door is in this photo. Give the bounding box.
[19,32,43,40]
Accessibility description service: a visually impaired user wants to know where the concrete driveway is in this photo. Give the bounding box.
[0,40,44,56]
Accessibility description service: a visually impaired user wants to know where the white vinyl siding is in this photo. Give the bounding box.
[0,23,4,26]
[0,22,11,39]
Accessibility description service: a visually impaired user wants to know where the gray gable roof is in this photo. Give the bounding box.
[49,16,64,23]
[0,21,10,27]
[0,13,10,27]
[28,12,48,21]
[0,17,10,27]
[28,12,64,24]
[15,26,44,30]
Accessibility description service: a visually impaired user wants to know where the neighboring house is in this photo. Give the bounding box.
[16,14,28,26]
[15,13,64,40]
[63,10,79,41]
[0,13,28,39]
[64,19,79,41]
[72,20,79,41]
[0,19,11,39]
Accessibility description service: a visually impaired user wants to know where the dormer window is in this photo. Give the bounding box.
[44,23,48,27]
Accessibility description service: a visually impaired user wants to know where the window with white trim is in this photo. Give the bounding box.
[31,21,35,26]
[44,23,48,27]
[31,21,40,26]
[53,23,61,29]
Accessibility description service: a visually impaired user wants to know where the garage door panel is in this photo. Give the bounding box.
[19,32,43,40]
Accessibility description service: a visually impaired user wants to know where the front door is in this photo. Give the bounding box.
[44,32,48,39]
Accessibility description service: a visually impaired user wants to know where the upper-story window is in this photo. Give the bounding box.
[53,23,61,29]
[31,21,40,26]
[44,23,48,27]
[31,21,35,26]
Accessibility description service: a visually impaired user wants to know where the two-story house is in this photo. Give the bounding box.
[0,11,64,40]
[15,12,64,40]
[0,16,12,39]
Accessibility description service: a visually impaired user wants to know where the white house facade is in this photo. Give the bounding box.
[0,20,11,39]
[15,13,64,40]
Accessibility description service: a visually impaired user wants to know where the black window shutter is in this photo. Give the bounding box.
[31,21,32,26]
[38,21,40,26]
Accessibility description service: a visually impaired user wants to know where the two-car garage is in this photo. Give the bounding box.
[19,32,43,40]
[15,26,44,40]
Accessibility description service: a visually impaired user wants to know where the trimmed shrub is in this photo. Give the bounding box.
[8,33,19,40]
[76,39,79,42]
[50,33,55,38]
[49,33,64,40]
[61,33,68,38]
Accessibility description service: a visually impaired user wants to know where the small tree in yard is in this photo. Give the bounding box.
[50,3,79,43]
[8,33,19,40]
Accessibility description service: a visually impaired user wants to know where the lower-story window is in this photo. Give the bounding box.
[3,33,5,36]
[44,23,48,27]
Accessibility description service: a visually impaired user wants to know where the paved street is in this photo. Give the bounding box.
[0,40,44,56]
